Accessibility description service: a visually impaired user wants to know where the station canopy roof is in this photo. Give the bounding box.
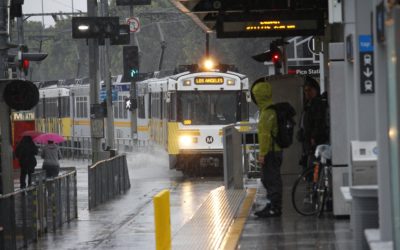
[168,0,328,38]
[169,0,223,32]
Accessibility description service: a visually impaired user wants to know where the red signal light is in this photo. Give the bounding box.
[22,59,29,70]
[272,53,280,63]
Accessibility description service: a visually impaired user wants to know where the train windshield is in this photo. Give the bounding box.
[178,91,241,125]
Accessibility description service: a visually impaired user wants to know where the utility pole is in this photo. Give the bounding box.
[0,0,14,194]
[87,0,101,163]
[205,32,209,57]
[16,17,24,44]
[156,22,166,71]
[130,6,138,141]
[101,0,115,149]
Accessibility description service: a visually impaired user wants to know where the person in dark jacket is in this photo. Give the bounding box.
[15,136,38,188]
[298,76,329,170]
[41,140,62,178]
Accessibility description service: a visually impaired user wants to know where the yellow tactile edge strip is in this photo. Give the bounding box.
[219,188,257,250]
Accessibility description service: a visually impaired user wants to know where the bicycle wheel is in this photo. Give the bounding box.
[292,167,319,216]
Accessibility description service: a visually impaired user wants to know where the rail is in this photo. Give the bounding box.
[223,123,260,190]
[0,168,77,249]
[59,136,151,161]
[88,154,131,210]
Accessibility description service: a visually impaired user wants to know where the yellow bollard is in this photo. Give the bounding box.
[153,190,171,250]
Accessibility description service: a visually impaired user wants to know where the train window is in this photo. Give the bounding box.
[46,98,58,118]
[60,97,70,117]
[76,96,88,118]
[148,94,152,119]
[160,92,163,120]
[114,95,128,119]
[178,91,238,125]
[35,99,43,118]
[169,93,176,121]
[237,91,249,121]
[138,96,145,119]
[151,93,160,119]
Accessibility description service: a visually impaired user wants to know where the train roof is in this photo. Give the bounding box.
[39,86,70,98]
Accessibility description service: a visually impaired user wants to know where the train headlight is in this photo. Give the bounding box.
[183,80,191,86]
[179,135,193,146]
[227,79,236,85]
[203,59,215,71]
[179,136,198,146]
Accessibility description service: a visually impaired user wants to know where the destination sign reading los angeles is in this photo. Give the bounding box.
[194,77,224,85]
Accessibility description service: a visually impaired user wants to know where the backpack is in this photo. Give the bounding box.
[267,102,296,148]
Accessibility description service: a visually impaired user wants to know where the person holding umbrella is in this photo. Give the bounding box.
[41,140,62,178]
[15,136,38,188]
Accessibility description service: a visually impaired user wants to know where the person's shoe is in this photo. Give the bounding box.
[255,208,282,218]
[254,203,271,217]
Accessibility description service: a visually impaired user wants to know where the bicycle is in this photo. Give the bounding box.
[291,144,332,216]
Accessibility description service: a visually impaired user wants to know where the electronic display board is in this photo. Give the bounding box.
[216,10,325,38]
[194,77,224,85]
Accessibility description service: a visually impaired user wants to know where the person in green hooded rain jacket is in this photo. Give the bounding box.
[251,80,283,217]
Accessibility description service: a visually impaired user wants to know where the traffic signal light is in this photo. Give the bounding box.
[123,46,139,82]
[125,97,137,111]
[72,17,119,39]
[10,0,24,19]
[17,46,48,77]
[270,43,282,74]
[251,42,283,75]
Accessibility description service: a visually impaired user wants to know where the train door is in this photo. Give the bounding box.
[12,114,36,169]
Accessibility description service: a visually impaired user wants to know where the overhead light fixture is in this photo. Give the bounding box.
[78,25,89,31]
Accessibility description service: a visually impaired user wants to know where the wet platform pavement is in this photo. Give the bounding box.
[238,175,353,250]
[23,149,352,250]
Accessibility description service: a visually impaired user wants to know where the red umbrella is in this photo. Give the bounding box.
[21,130,44,139]
[33,133,65,144]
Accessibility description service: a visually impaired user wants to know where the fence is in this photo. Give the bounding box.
[0,168,77,250]
[59,136,150,161]
[88,154,131,210]
[223,123,260,190]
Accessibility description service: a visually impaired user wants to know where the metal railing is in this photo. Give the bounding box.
[59,136,149,161]
[0,168,77,250]
[223,123,260,190]
[59,136,92,161]
[88,154,131,210]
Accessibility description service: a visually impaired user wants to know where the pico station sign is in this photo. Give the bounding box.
[288,65,320,77]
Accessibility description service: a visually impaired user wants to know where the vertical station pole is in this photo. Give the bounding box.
[0,0,13,194]
[16,17,24,44]
[88,0,101,163]
[205,32,209,57]
[101,0,115,149]
[130,6,138,142]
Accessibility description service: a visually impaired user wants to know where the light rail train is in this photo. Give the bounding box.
[31,68,250,175]
[136,69,250,175]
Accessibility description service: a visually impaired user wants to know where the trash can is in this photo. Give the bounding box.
[350,185,378,250]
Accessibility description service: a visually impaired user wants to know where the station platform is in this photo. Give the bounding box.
[18,152,353,250]
[172,175,353,250]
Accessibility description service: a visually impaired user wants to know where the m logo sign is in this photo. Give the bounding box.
[205,136,214,144]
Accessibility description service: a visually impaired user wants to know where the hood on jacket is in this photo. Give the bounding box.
[251,81,273,110]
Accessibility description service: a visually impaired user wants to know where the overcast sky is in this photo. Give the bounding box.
[23,0,87,27]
